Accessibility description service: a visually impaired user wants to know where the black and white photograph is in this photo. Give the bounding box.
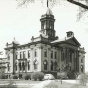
[0,0,88,88]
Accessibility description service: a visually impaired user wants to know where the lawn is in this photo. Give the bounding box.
[44,80,88,88]
[0,80,41,88]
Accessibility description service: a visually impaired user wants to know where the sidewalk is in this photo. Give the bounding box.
[31,80,52,88]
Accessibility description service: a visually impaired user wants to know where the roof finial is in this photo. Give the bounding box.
[47,0,48,8]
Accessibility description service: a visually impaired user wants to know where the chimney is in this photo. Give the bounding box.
[66,31,74,37]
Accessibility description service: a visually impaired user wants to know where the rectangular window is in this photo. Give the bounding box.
[8,54,10,60]
[28,62,30,70]
[35,49,37,57]
[23,51,26,59]
[81,58,83,63]
[44,49,47,57]
[16,52,18,59]
[20,52,22,59]
[55,52,57,59]
[51,51,53,59]
[28,50,30,58]
[19,62,21,71]
[8,64,10,71]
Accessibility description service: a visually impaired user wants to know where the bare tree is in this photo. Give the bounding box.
[16,0,88,20]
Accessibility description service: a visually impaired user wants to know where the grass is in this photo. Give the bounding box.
[44,80,88,88]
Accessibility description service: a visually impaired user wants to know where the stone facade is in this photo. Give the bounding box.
[4,8,85,79]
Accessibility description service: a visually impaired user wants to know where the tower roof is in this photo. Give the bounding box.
[46,8,53,15]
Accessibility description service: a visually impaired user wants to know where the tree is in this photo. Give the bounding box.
[16,0,88,19]
[77,73,88,86]
[56,60,71,84]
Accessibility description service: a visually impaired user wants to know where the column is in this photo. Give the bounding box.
[25,61,27,73]
[76,50,79,72]
[63,47,66,62]
[30,48,33,72]
[48,48,51,72]
[74,50,76,71]
[38,46,43,71]
[72,50,74,70]
[67,48,69,64]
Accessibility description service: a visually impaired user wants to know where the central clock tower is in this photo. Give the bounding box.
[40,7,58,41]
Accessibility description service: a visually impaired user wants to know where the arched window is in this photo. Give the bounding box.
[44,22,46,29]
[51,61,53,71]
[33,59,38,70]
[43,59,48,70]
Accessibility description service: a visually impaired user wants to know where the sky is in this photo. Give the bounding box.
[0,0,88,72]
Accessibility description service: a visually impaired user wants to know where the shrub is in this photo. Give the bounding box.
[32,72,44,81]
[32,72,38,81]
[1,74,7,79]
[37,72,44,81]
[0,74,7,79]
[67,71,76,79]
[11,75,18,79]
[23,74,31,80]
[77,73,88,86]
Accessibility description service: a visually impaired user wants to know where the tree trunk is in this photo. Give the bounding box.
[67,0,88,9]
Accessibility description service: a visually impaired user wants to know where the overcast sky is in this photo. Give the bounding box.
[0,0,88,72]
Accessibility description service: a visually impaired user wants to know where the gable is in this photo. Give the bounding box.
[66,37,81,46]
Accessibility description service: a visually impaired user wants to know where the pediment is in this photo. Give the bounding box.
[66,37,80,46]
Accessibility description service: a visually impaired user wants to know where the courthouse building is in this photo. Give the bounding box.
[4,7,85,78]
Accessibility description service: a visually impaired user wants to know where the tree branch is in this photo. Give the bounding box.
[67,0,88,9]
